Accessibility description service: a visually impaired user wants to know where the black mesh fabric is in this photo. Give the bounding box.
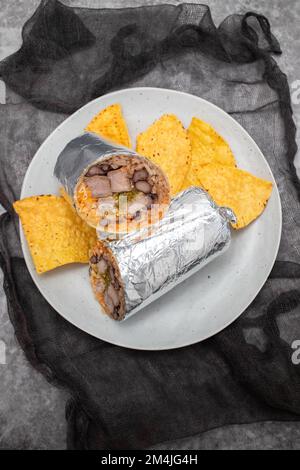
[0,0,300,450]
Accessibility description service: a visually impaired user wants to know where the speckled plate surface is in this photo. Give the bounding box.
[20,87,281,350]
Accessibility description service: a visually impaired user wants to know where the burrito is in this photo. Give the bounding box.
[89,187,235,321]
[54,133,170,236]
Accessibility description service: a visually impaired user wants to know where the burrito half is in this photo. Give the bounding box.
[54,133,170,236]
[89,187,235,321]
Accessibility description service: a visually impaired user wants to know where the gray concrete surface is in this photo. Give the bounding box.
[0,0,300,450]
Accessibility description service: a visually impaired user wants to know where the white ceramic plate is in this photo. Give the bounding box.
[20,87,281,350]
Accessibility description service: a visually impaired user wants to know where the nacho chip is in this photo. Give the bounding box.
[85,103,131,148]
[59,186,74,209]
[136,114,191,195]
[181,170,203,190]
[190,164,272,229]
[13,195,97,274]
[187,117,236,169]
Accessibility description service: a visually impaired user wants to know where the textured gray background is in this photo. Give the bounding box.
[0,0,300,450]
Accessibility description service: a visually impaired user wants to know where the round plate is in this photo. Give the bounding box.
[20,87,282,350]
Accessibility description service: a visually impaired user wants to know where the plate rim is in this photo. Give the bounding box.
[19,86,282,350]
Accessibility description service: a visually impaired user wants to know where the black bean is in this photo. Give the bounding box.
[134,210,142,220]
[133,168,148,182]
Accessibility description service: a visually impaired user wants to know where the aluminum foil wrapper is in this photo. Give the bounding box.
[54,132,138,201]
[109,187,235,320]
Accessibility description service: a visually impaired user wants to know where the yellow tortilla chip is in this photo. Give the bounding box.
[189,164,272,229]
[136,114,191,195]
[13,195,97,274]
[59,186,74,209]
[187,117,236,169]
[181,170,203,190]
[85,103,131,148]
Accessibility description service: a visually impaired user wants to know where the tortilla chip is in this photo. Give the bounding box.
[187,117,236,168]
[85,103,131,148]
[13,195,97,274]
[190,164,272,229]
[181,170,203,190]
[136,114,191,195]
[59,186,74,209]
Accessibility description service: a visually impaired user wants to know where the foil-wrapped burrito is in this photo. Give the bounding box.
[89,187,235,321]
[54,133,170,236]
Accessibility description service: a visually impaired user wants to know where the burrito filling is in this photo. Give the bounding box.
[89,243,126,320]
[75,155,169,230]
